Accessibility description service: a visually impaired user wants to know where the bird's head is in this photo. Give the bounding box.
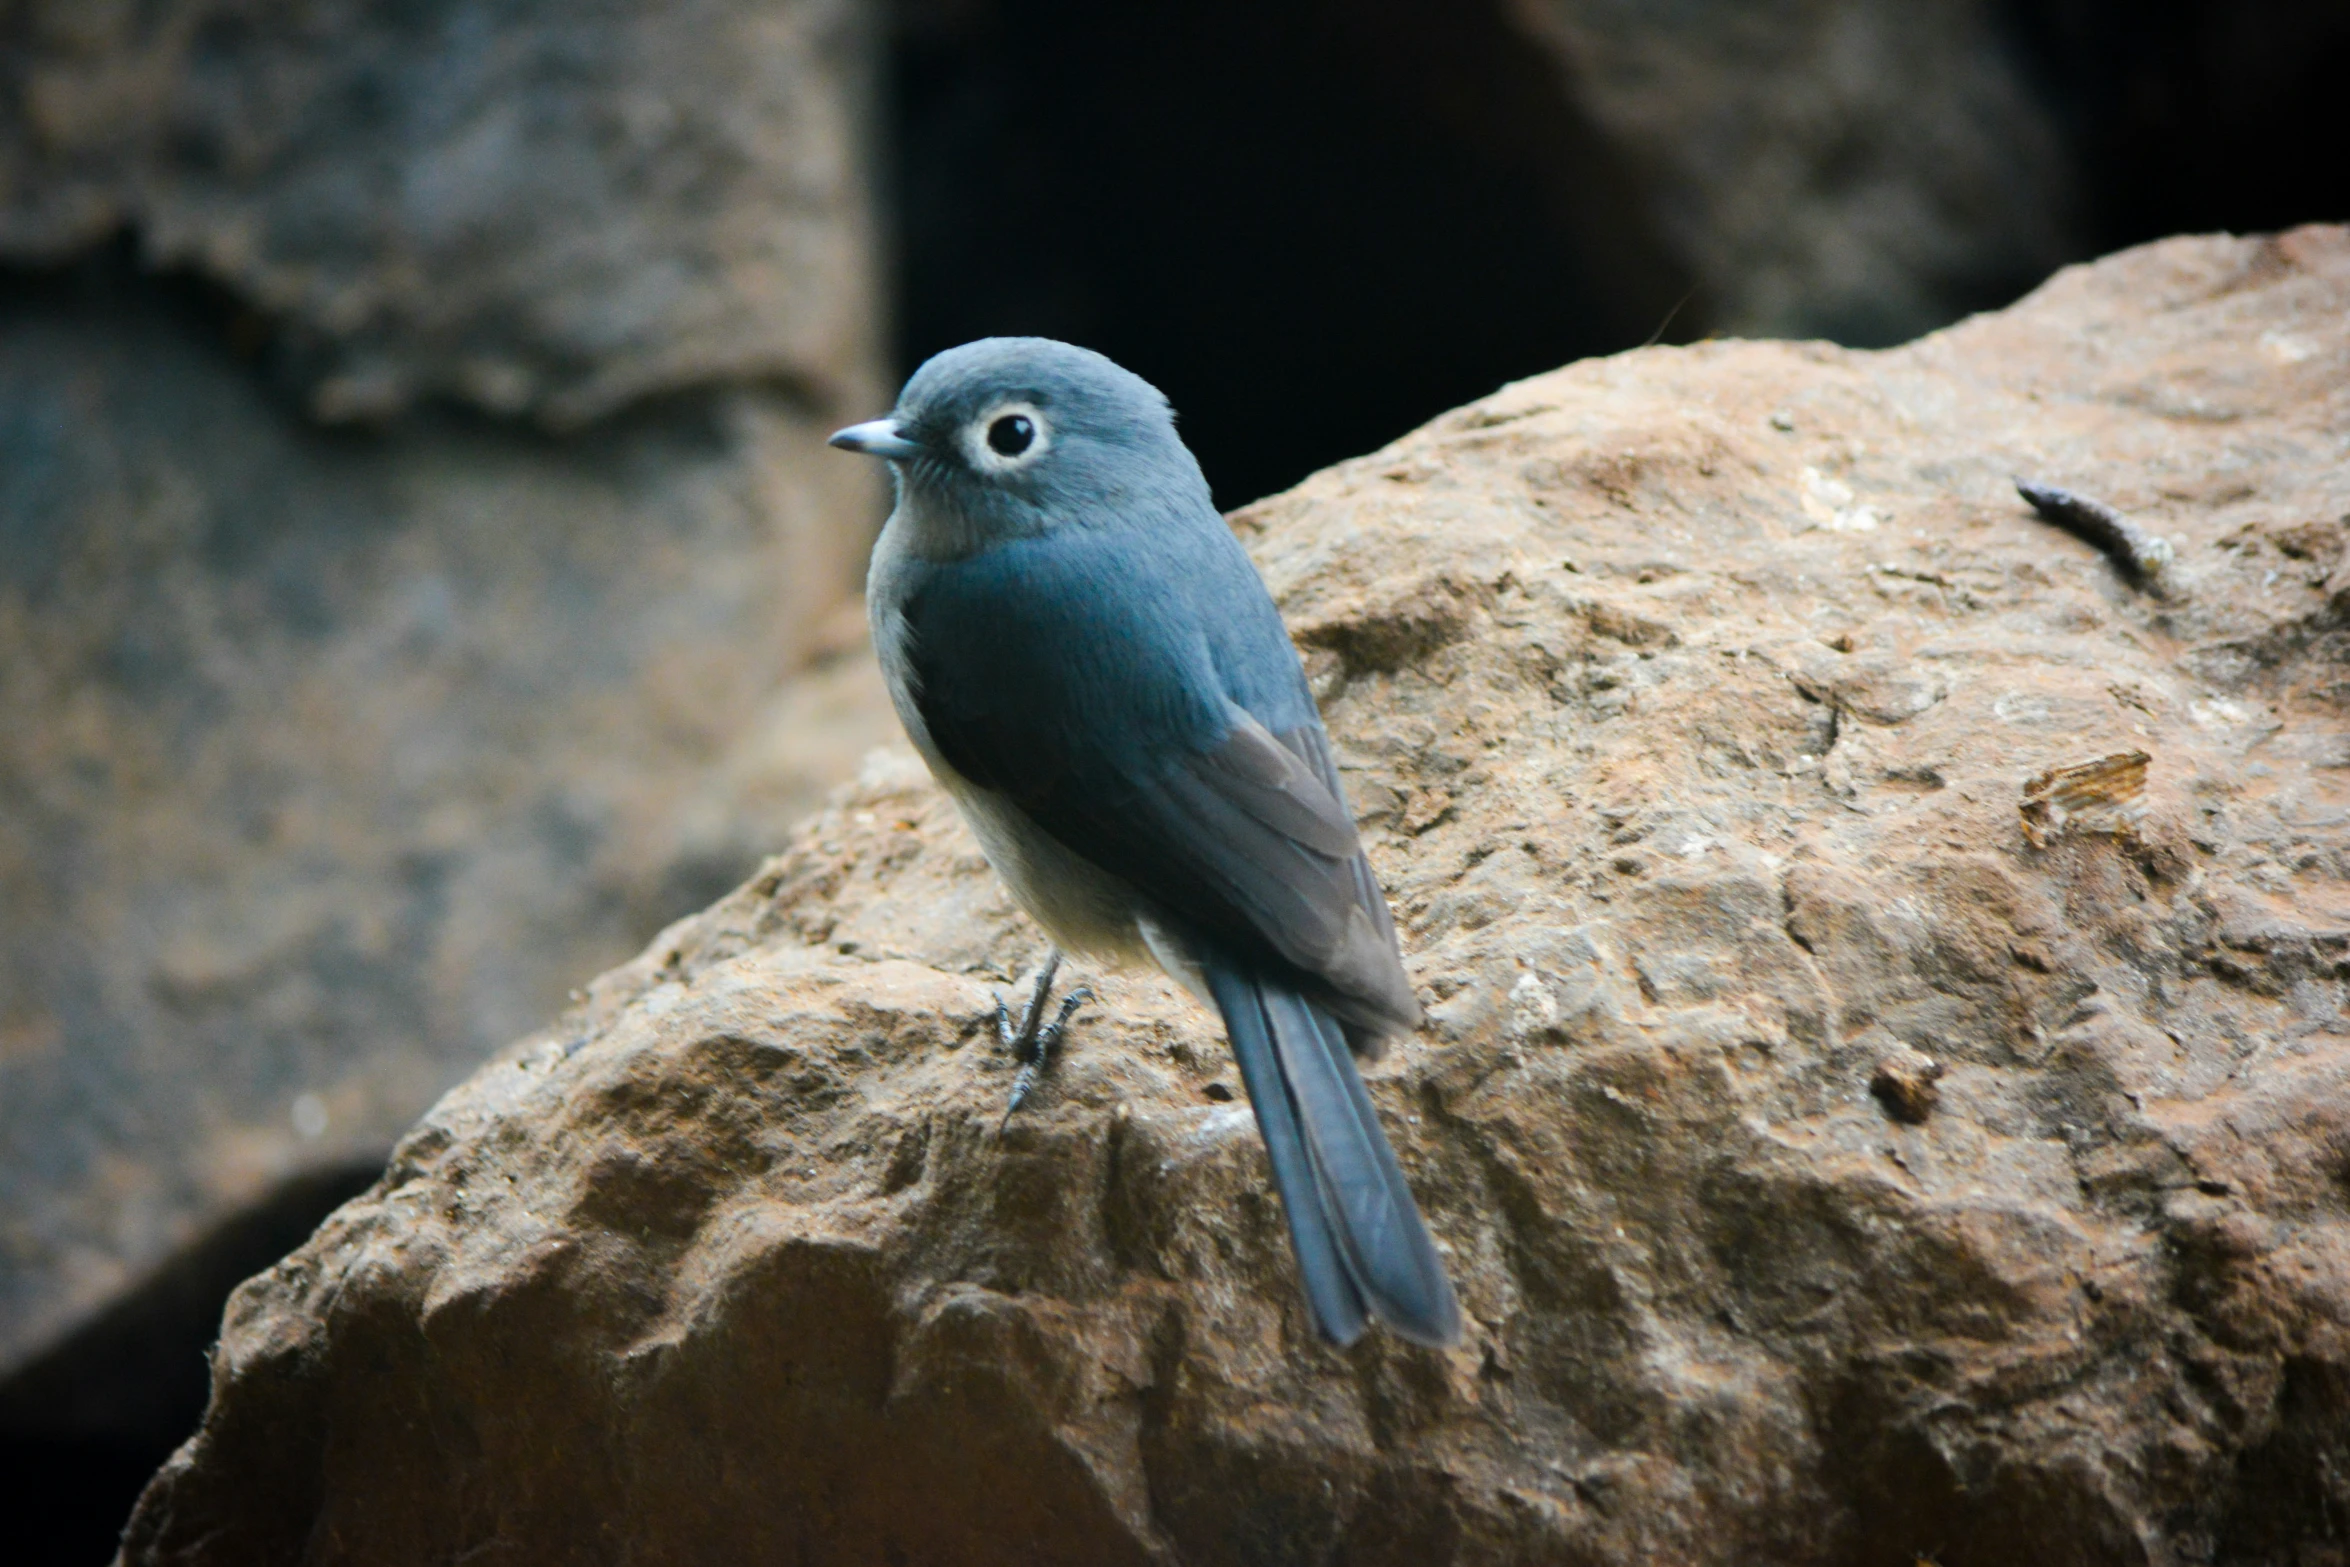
[829,338,1208,547]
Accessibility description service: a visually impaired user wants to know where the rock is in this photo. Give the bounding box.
[0,0,880,426]
[0,0,892,1441]
[1504,0,2077,344]
[1868,1042,1945,1125]
[124,228,2350,1564]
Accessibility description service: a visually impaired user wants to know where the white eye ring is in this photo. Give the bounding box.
[965,402,1050,474]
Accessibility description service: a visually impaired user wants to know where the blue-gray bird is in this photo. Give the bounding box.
[829,338,1460,1349]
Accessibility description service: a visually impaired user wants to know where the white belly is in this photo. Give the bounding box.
[944,777,1156,970]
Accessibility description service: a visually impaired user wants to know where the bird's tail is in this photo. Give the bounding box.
[1205,958,1461,1348]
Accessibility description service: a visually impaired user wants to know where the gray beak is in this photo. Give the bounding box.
[827,417,924,461]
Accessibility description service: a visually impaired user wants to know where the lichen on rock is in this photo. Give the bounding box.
[125,229,2350,1565]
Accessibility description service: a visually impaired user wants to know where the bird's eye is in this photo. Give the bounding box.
[987,414,1035,457]
[966,403,1048,472]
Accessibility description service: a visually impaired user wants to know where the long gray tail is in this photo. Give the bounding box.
[1205,958,1461,1347]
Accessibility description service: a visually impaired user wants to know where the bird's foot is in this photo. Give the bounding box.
[995,952,1091,1131]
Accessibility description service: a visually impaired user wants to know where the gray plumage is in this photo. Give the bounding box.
[831,337,1460,1348]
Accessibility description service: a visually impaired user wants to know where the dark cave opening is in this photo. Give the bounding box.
[2006,0,2350,254]
[1,1163,383,1567]
[888,0,1692,510]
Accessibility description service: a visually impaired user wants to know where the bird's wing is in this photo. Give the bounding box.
[901,534,1419,1034]
[1271,721,1415,1048]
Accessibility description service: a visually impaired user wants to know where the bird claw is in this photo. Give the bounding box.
[995,952,1091,1131]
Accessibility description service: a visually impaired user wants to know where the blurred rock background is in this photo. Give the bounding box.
[0,0,2342,1560]
[0,0,896,1555]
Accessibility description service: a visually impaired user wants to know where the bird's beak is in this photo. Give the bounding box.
[827,417,925,461]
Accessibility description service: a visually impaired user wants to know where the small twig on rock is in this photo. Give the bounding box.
[2015,477,2175,595]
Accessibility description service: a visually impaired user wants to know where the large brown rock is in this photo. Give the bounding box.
[124,229,2350,1564]
[0,0,892,1432]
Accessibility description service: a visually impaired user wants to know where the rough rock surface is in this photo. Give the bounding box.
[127,229,2350,1565]
[0,0,890,1427]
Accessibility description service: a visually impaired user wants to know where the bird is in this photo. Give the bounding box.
[829,337,1460,1349]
